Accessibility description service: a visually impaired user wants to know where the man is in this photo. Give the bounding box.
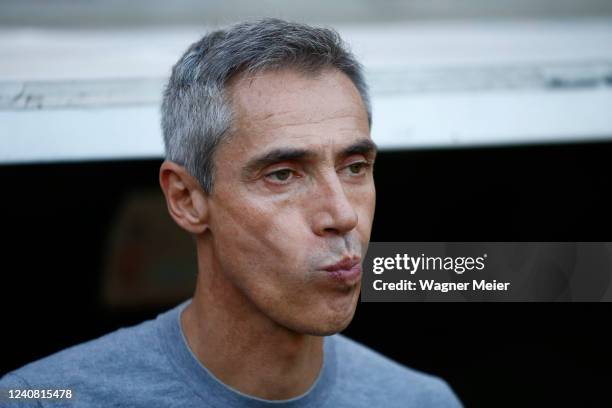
[1,19,462,407]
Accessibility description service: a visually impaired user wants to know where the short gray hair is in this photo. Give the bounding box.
[161,18,371,193]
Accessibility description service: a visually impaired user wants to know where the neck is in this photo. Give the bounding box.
[181,240,324,400]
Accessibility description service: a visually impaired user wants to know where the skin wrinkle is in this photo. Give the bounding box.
[251,113,364,129]
[237,67,359,130]
[160,67,375,400]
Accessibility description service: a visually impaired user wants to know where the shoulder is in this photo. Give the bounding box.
[330,335,462,407]
[0,312,178,406]
[7,316,165,380]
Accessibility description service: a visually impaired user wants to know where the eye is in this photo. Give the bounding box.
[345,161,370,175]
[265,169,295,184]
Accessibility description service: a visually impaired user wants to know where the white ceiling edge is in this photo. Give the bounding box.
[1,18,612,164]
[2,18,612,81]
[0,106,164,164]
[1,88,612,165]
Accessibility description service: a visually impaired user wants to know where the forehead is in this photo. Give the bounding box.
[224,68,370,156]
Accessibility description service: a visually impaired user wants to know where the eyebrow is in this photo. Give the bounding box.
[241,138,378,178]
[341,138,378,159]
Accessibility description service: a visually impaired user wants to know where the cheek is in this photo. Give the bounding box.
[210,191,312,273]
[351,182,376,234]
[209,195,322,315]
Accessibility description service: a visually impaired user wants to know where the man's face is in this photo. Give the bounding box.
[206,68,376,335]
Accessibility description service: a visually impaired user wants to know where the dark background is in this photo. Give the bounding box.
[2,141,612,407]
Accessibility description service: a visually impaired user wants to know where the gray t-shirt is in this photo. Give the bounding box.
[1,300,462,407]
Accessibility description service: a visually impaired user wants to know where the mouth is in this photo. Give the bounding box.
[322,256,362,283]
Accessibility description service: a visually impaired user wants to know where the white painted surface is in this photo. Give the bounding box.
[1,19,612,163]
[372,88,612,149]
[0,107,163,163]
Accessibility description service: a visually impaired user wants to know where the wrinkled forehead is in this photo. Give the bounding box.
[222,67,371,161]
[227,68,367,128]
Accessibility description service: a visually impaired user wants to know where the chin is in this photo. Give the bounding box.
[312,318,354,337]
[296,300,359,336]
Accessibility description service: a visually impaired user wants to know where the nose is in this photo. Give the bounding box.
[312,172,359,236]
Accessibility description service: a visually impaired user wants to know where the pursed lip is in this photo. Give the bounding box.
[322,256,362,283]
[323,256,361,272]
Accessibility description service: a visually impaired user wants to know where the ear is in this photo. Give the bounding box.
[159,160,209,234]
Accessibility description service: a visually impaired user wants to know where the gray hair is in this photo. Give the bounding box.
[161,18,371,193]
